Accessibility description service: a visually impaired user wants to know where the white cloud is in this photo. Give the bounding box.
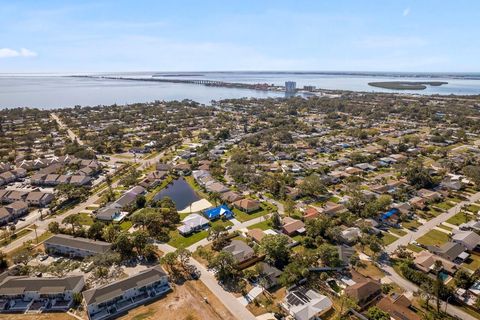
[0,48,37,58]
[403,7,410,16]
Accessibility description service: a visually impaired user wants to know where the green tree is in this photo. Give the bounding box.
[113,232,133,258]
[260,234,290,268]
[62,214,81,234]
[208,251,239,283]
[366,306,390,320]
[88,221,105,240]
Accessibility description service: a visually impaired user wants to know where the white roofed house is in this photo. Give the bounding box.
[83,265,170,320]
[282,286,333,320]
[177,213,210,235]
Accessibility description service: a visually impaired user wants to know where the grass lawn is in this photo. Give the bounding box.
[437,224,453,232]
[76,212,94,226]
[466,204,480,213]
[407,243,424,253]
[168,229,208,248]
[247,219,272,231]
[416,229,450,247]
[389,228,408,237]
[232,204,272,222]
[402,219,422,230]
[435,201,454,211]
[119,220,132,231]
[462,254,480,273]
[381,232,398,246]
[0,229,32,246]
[446,212,472,226]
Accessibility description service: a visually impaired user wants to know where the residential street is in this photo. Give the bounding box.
[386,191,480,254]
[381,263,475,320]
[156,242,257,320]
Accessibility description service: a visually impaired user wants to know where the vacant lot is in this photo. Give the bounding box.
[118,280,236,320]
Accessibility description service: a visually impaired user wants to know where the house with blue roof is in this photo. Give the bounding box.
[203,204,233,220]
[379,208,400,226]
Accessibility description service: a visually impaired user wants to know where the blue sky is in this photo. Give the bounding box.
[1,0,479,72]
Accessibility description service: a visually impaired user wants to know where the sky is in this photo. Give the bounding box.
[0,0,479,73]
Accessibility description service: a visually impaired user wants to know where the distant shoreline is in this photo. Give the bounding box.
[368,81,449,90]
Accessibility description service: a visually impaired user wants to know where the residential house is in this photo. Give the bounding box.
[344,279,382,308]
[413,250,457,275]
[70,175,92,186]
[282,286,333,320]
[303,207,320,220]
[44,234,111,258]
[203,205,233,220]
[95,204,123,222]
[0,208,10,224]
[428,242,469,263]
[452,230,480,251]
[83,266,170,320]
[5,191,27,203]
[177,213,210,236]
[6,202,28,218]
[282,217,306,236]
[220,191,243,204]
[376,293,421,320]
[223,240,255,264]
[417,189,442,202]
[322,202,346,215]
[233,199,260,213]
[247,228,266,244]
[25,192,54,207]
[340,227,361,244]
[0,275,84,312]
[257,262,282,289]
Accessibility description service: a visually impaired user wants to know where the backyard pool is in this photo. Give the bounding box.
[153,177,200,210]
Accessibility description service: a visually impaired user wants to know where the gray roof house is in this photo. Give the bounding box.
[223,240,255,264]
[0,274,84,312]
[45,234,111,258]
[83,265,170,320]
[452,230,480,251]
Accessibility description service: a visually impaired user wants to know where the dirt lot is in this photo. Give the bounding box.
[118,280,236,320]
[0,314,76,320]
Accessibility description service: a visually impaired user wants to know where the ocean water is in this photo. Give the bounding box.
[0,72,479,109]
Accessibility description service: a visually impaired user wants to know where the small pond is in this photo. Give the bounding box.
[153,177,200,210]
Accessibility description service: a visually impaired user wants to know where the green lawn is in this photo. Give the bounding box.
[435,201,454,211]
[247,219,272,231]
[232,204,273,222]
[407,243,424,253]
[168,229,208,248]
[401,219,422,230]
[446,212,471,226]
[0,228,32,246]
[77,212,94,226]
[466,204,480,213]
[389,228,408,237]
[119,220,133,231]
[381,232,398,246]
[416,229,450,247]
[462,254,480,273]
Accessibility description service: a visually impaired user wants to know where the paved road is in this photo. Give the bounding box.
[381,263,474,320]
[382,191,480,320]
[386,191,480,254]
[157,242,257,320]
[51,113,84,146]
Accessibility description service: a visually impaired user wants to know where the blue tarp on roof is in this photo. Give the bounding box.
[203,204,233,220]
[381,208,399,220]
